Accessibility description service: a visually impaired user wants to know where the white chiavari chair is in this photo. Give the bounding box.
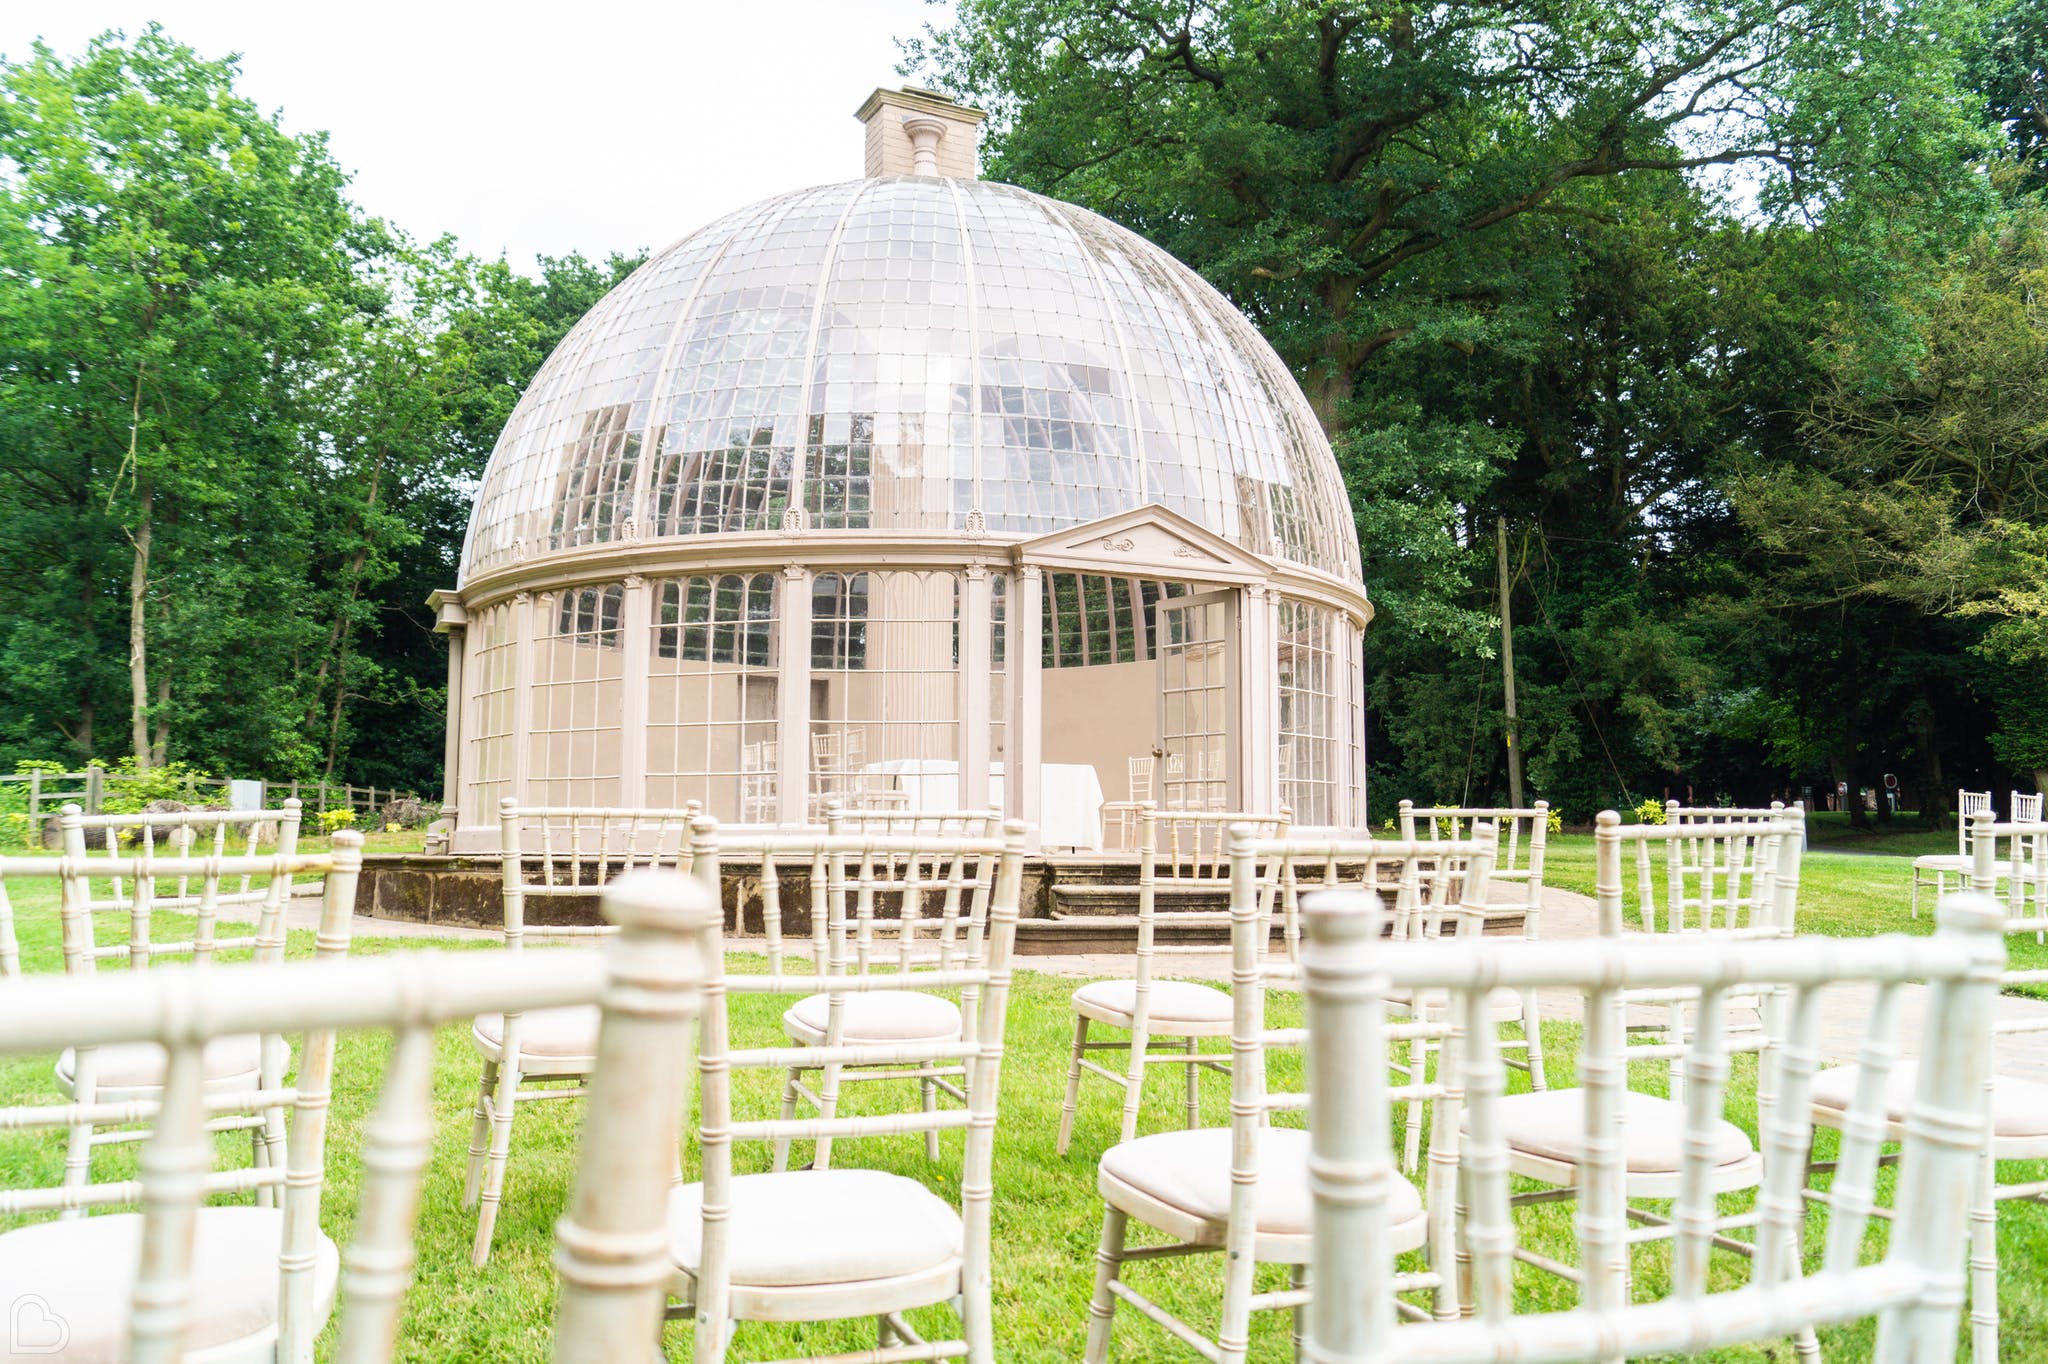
[1596,807,1804,1109]
[1267,826,1507,1173]
[827,802,1002,842]
[463,798,698,1265]
[0,865,713,1364]
[1055,806,1289,1156]
[1081,827,1494,1362]
[1398,801,1551,1092]
[1103,755,1157,851]
[665,821,1026,1362]
[62,799,305,923]
[1413,808,1798,1326]
[1,816,361,1205]
[738,741,777,824]
[2015,789,2045,824]
[700,814,1014,1172]
[1807,813,2048,1363]
[1300,890,2002,1364]
[1914,788,1996,918]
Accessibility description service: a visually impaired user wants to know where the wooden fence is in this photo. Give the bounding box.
[0,771,422,823]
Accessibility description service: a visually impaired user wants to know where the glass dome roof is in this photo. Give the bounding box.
[459,177,1362,585]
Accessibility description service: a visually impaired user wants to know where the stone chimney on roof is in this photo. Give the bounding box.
[855,85,985,180]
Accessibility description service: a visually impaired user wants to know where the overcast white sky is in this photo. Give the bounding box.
[1,1,957,271]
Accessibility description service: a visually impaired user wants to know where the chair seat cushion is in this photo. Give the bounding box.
[1099,1127,1419,1238]
[0,1205,338,1363]
[1072,979,1233,1025]
[783,991,961,1043]
[472,1005,602,1060]
[669,1169,961,1288]
[1812,1060,2048,1140]
[55,1033,262,1094]
[1912,854,2009,876]
[1489,1089,1754,1173]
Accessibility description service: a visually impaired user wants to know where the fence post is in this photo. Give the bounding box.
[85,767,103,815]
[318,781,328,813]
[27,771,40,824]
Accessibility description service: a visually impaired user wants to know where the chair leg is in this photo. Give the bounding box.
[1403,1036,1428,1174]
[773,1066,802,1173]
[922,1076,940,1160]
[1451,1163,1473,1320]
[1119,1019,1150,1146]
[1057,1014,1089,1156]
[463,1059,498,1209]
[249,1126,268,1207]
[1183,1036,1200,1130]
[468,1048,520,1261]
[1521,990,1547,1091]
[1083,1206,1128,1364]
[1290,1262,1310,1354]
[61,1055,97,1218]
[471,1057,522,1267]
[814,1061,844,1172]
[1970,1146,1999,1363]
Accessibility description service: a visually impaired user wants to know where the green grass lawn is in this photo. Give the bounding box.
[3,854,2046,1361]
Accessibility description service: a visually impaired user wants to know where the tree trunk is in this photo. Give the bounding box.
[150,672,171,768]
[1914,702,1948,829]
[127,482,153,772]
[75,500,98,761]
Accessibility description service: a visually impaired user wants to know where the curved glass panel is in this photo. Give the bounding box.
[460,178,1362,583]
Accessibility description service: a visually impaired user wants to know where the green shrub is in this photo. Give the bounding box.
[1633,797,1667,825]
[96,756,219,815]
[319,808,357,834]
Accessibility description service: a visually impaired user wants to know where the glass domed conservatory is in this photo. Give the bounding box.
[430,88,1370,853]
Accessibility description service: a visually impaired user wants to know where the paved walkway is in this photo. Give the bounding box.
[1016,883,2048,1080]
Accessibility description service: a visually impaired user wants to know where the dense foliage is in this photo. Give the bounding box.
[916,0,2048,822]
[4,12,2047,821]
[0,28,640,792]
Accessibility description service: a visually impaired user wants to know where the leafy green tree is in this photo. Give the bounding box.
[0,27,362,772]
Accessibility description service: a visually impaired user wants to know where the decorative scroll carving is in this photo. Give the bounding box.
[780,506,807,532]
[964,508,988,536]
[1172,544,1203,559]
[1101,536,1136,552]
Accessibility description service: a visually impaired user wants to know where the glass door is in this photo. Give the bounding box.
[1155,589,1237,810]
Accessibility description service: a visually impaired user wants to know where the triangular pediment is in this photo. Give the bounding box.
[1012,504,1269,582]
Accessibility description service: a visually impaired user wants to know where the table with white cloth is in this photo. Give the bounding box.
[857,760,1106,850]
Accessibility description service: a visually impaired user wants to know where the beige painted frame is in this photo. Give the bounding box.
[437,504,1373,851]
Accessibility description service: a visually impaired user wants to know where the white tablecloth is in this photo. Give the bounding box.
[859,760,1105,850]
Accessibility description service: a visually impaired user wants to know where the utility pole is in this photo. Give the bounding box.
[1496,517,1524,810]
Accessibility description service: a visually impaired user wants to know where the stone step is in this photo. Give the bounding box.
[1047,882,1231,918]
